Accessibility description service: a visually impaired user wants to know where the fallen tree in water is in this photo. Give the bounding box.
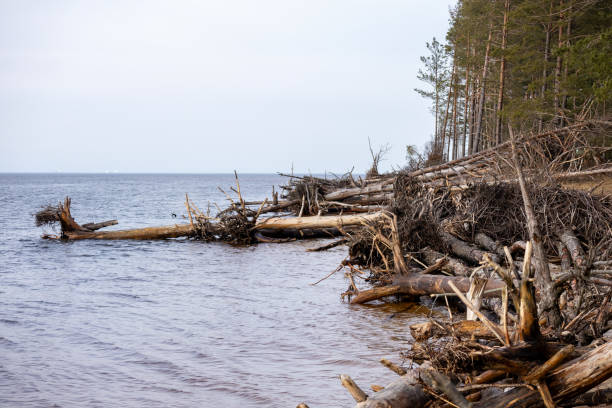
[36,196,382,243]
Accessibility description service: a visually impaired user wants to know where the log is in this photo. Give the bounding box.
[64,224,195,240]
[478,342,612,407]
[56,197,197,240]
[410,320,516,342]
[256,228,341,239]
[421,248,471,276]
[474,232,505,259]
[421,370,471,408]
[254,212,383,231]
[350,274,504,304]
[324,180,394,201]
[341,374,368,402]
[343,193,394,205]
[81,219,118,231]
[354,368,429,408]
[441,231,501,265]
[558,229,587,270]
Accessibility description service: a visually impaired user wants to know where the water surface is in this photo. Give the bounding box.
[0,174,429,407]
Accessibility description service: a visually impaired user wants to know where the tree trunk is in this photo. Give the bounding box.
[354,369,429,408]
[462,35,471,158]
[508,126,562,328]
[539,1,553,133]
[64,224,196,240]
[254,212,383,231]
[440,57,456,159]
[553,0,564,127]
[478,342,612,408]
[350,274,504,304]
[472,25,493,153]
[495,0,510,145]
[451,61,460,160]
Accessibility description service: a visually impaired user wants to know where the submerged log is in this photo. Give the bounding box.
[350,274,504,304]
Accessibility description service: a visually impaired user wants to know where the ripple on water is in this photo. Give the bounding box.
[0,174,444,408]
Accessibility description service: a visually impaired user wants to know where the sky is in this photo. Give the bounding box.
[0,0,455,173]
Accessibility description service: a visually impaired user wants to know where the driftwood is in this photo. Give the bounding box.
[350,274,504,304]
[354,368,429,408]
[81,220,118,231]
[254,212,383,231]
[441,230,501,265]
[478,342,612,407]
[42,197,380,241]
[410,320,516,342]
[421,248,471,276]
[47,197,196,240]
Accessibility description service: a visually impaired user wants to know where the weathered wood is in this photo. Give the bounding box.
[558,229,587,270]
[55,197,197,240]
[449,281,508,345]
[422,370,472,408]
[354,369,429,408]
[524,345,574,383]
[58,197,89,233]
[518,241,541,342]
[64,224,195,240]
[466,276,488,321]
[81,219,118,231]
[256,228,341,239]
[422,248,471,276]
[380,358,407,376]
[324,180,394,201]
[254,212,383,231]
[350,286,402,304]
[509,125,561,328]
[350,275,504,304]
[410,320,516,342]
[441,231,501,264]
[341,374,368,402]
[474,232,505,258]
[478,342,612,407]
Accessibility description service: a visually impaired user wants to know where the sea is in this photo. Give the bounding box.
[0,173,430,408]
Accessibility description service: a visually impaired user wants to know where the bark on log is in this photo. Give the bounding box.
[57,197,197,240]
[350,274,504,304]
[558,229,587,270]
[421,248,471,276]
[354,369,429,408]
[477,342,612,407]
[441,231,501,264]
[410,320,516,342]
[64,224,195,240]
[343,193,394,205]
[324,181,394,201]
[474,232,505,259]
[256,228,341,239]
[254,212,383,231]
[341,374,368,403]
[81,219,118,231]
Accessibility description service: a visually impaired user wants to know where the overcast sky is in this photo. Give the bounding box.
[0,0,454,173]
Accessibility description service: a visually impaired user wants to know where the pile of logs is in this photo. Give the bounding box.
[34,119,612,407]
